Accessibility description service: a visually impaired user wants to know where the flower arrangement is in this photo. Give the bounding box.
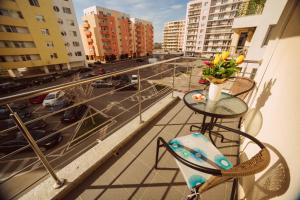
[202,51,244,84]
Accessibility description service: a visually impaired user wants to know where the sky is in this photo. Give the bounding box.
[73,0,188,43]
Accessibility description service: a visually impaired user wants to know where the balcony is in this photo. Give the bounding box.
[236,0,266,17]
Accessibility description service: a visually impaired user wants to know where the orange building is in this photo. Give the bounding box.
[80,6,153,62]
[131,18,154,57]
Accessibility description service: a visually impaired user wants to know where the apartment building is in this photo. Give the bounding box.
[183,0,242,57]
[81,6,153,62]
[0,0,85,78]
[52,0,85,70]
[163,20,185,52]
[130,18,154,57]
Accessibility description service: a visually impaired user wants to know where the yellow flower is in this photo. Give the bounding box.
[221,51,230,60]
[213,54,221,65]
[236,55,245,64]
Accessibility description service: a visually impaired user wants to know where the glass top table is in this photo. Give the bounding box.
[183,90,248,119]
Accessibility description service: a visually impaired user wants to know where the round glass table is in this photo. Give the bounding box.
[183,90,248,145]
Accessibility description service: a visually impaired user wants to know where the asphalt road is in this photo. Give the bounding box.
[0,56,180,200]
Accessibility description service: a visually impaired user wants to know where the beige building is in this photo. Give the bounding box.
[183,0,243,57]
[163,20,185,52]
[80,6,153,63]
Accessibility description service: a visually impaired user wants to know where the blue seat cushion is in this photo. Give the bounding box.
[168,132,233,189]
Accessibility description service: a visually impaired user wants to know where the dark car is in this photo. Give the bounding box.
[0,82,27,93]
[114,80,136,91]
[48,97,73,112]
[80,73,96,79]
[29,93,48,104]
[0,118,47,132]
[136,58,144,62]
[94,61,101,65]
[10,102,28,110]
[91,80,113,88]
[61,104,88,123]
[26,120,48,130]
[79,67,93,73]
[0,106,31,120]
[0,130,63,153]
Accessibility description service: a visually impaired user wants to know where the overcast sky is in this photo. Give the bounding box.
[73,0,188,43]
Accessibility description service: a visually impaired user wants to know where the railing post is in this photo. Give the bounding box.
[188,64,193,91]
[137,69,143,123]
[172,65,176,98]
[7,105,65,189]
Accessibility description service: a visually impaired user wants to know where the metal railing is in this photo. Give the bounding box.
[0,56,261,198]
[0,56,198,199]
[237,0,266,17]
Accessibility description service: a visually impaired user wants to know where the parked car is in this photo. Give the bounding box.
[79,67,93,73]
[114,80,136,91]
[131,75,138,84]
[94,61,101,65]
[0,106,31,120]
[136,58,144,62]
[29,93,48,104]
[48,97,73,112]
[61,104,88,123]
[95,68,106,75]
[80,73,97,79]
[91,80,113,88]
[0,82,27,93]
[10,102,28,110]
[0,130,63,153]
[26,120,48,130]
[42,91,65,107]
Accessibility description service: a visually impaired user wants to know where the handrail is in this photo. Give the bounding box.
[0,57,182,105]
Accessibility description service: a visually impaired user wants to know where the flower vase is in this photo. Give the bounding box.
[208,82,224,101]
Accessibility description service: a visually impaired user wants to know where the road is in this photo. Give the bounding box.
[0,56,181,200]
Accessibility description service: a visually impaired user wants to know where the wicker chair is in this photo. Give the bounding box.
[155,124,270,200]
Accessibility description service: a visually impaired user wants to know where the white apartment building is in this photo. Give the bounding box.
[183,0,242,57]
[163,20,186,52]
[52,0,85,69]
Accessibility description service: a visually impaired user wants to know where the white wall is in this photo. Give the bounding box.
[240,0,300,199]
[233,0,288,61]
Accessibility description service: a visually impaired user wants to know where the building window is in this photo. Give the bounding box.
[72,41,79,46]
[36,15,45,22]
[0,56,6,62]
[46,41,54,47]
[75,51,82,56]
[218,14,225,19]
[67,20,75,26]
[204,2,208,6]
[68,52,72,56]
[65,42,70,47]
[61,31,67,36]
[50,53,58,59]
[57,18,63,24]
[53,6,60,12]
[41,28,49,35]
[63,7,71,14]
[28,0,39,7]
[3,25,17,32]
[72,31,77,37]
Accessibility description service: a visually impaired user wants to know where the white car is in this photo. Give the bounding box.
[131,75,138,84]
[42,91,65,107]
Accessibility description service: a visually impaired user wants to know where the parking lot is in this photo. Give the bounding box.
[0,55,182,199]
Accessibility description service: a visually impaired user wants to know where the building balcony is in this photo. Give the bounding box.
[237,0,266,17]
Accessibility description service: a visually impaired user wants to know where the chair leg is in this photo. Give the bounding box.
[238,117,243,129]
[230,178,238,200]
[187,189,200,200]
[155,138,161,169]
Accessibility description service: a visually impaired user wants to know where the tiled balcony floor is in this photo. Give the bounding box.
[65,99,240,200]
